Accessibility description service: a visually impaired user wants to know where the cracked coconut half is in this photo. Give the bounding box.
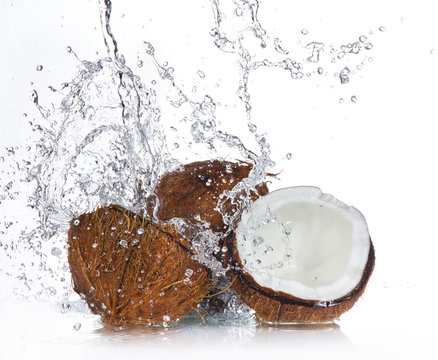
[67,205,211,327]
[230,186,375,323]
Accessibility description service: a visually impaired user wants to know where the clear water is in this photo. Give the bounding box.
[0,0,380,325]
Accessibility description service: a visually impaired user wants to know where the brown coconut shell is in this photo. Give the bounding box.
[147,160,269,234]
[67,205,211,327]
[229,235,375,324]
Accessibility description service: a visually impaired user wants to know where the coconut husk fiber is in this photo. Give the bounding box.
[67,205,211,327]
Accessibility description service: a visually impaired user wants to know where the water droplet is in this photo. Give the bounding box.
[73,219,80,226]
[60,302,71,314]
[31,90,38,103]
[252,236,264,247]
[351,95,358,103]
[339,98,345,104]
[264,245,274,254]
[119,240,128,248]
[185,269,193,277]
[317,67,324,75]
[379,26,386,32]
[339,67,350,84]
[364,43,373,50]
[51,247,62,257]
[306,42,324,63]
[163,315,170,322]
[144,41,155,55]
[359,35,367,43]
[301,29,308,35]
[137,60,143,68]
[36,65,43,71]
[286,152,292,160]
[196,70,205,78]
[262,208,277,225]
[137,228,144,235]
[66,46,72,53]
[282,221,292,236]
[274,38,289,55]
[183,278,192,285]
[73,322,81,331]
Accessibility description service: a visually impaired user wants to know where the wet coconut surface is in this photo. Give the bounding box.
[148,160,269,233]
[0,0,379,328]
[3,0,438,359]
[2,0,378,328]
[68,205,211,327]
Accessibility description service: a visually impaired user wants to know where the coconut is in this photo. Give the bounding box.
[230,186,375,323]
[146,160,270,271]
[147,160,269,233]
[67,205,211,327]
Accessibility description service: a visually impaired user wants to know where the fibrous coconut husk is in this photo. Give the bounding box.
[145,160,269,269]
[147,160,269,234]
[144,159,271,312]
[67,205,211,327]
[229,237,375,323]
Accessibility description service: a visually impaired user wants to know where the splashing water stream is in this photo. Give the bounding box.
[0,0,380,324]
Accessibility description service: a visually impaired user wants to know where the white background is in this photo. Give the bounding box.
[1,0,438,359]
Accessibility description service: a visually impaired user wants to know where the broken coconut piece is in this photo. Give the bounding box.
[67,205,211,327]
[230,186,375,323]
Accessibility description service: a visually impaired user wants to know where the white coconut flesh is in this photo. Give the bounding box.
[235,186,371,302]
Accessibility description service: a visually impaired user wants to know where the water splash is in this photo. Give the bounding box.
[0,0,382,322]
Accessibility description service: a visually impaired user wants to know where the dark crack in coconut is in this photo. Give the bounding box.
[230,186,375,323]
[67,205,211,327]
